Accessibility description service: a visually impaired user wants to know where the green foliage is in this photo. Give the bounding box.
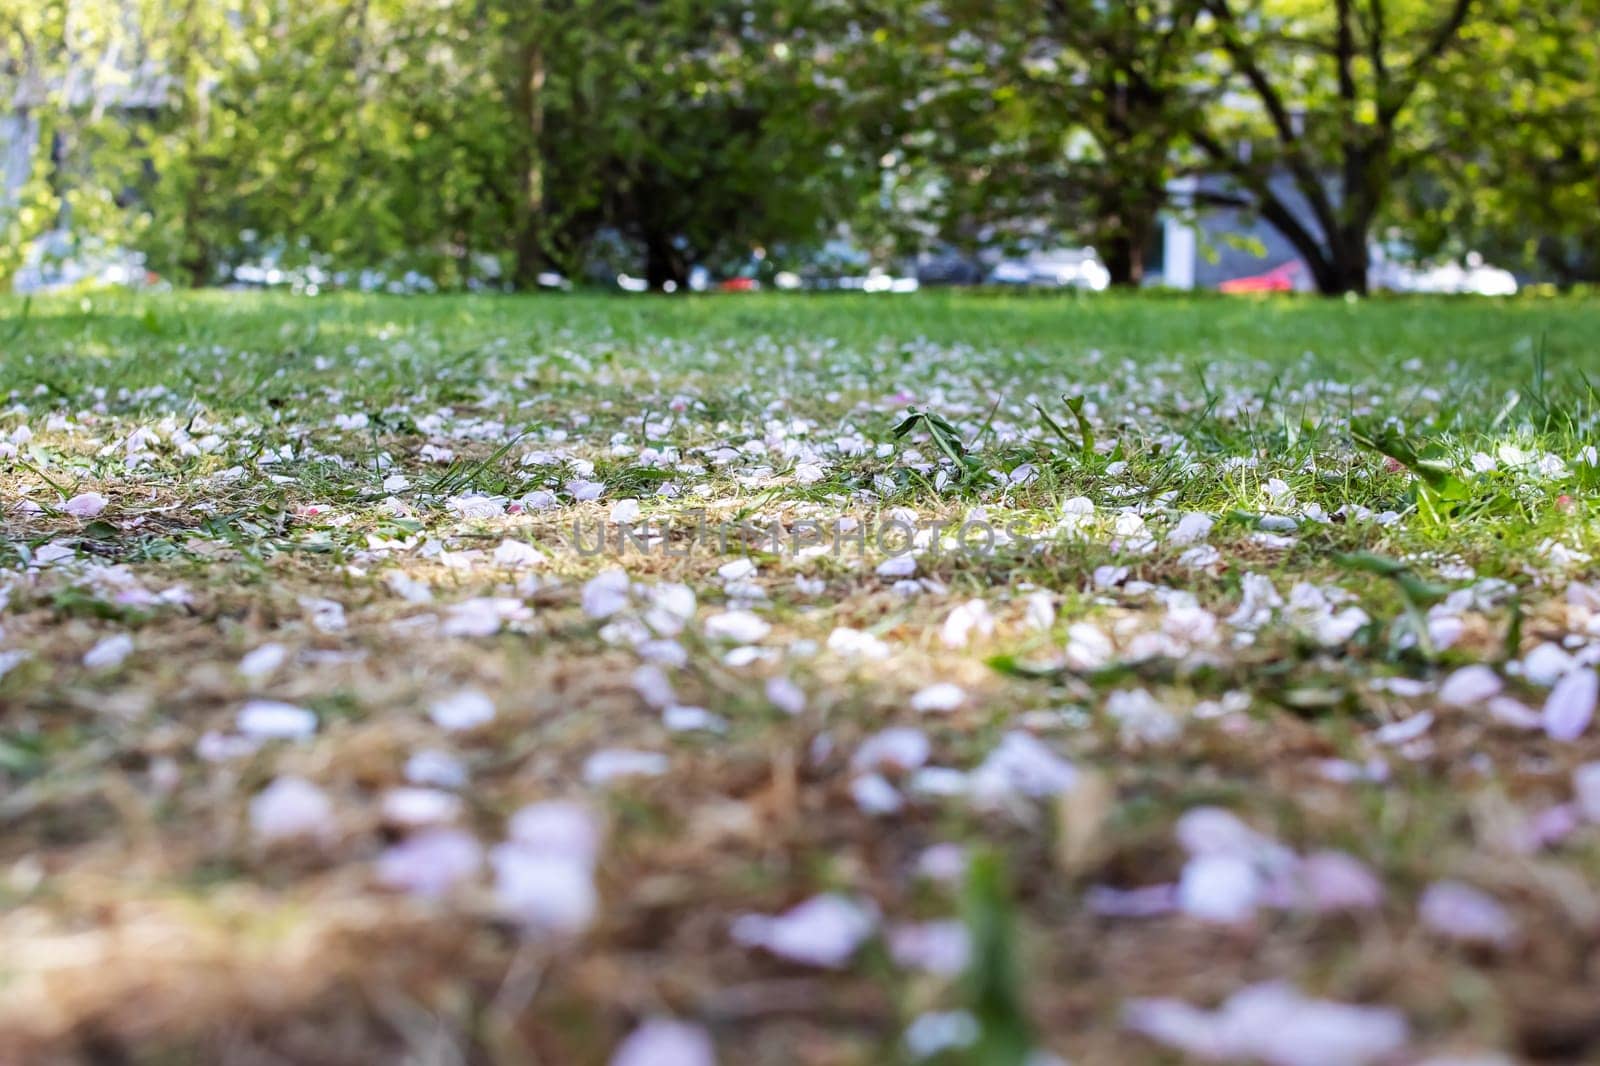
[0,0,877,290]
[1034,395,1097,458]
[1,0,1596,294]
[1394,1,1600,285]
[892,405,980,478]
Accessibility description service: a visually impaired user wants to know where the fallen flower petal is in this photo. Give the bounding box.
[250,776,335,844]
[1543,668,1597,741]
[731,893,877,969]
[611,1018,716,1066]
[1420,880,1517,948]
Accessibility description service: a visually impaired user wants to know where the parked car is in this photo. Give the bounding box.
[1219,260,1302,294]
[12,230,160,294]
[915,252,985,286]
[1370,246,1517,296]
[987,248,1111,291]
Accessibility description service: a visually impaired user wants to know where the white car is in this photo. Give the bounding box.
[1371,247,1517,296]
[12,230,157,294]
[988,248,1111,291]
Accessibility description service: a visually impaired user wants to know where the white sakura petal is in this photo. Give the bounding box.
[908,766,969,797]
[632,664,676,709]
[405,749,468,789]
[1086,883,1178,917]
[298,596,347,633]
[82,633,133,670]
[826,627,891,660]
[376,828,482,897]
[1523,642,1577,685]
[649,583,698,623]
[33,541,76,566]
[663,705,727,733]
[1168,512,1214,546]
[250,777,335,843]
[492,539,544,568]
[584,748,669,785]
[888,920,970,976]
[507,801,603,866]
[915,843,969,882]
[448,494,507,520]
[1295,850,1384,912]
[611,1019,716,1066]
[1420,880,1517,947]
[386,572,434,604]
[520,489,557,511]
[704,610,771,643]
[793,461,828,485]
[969,731,1077,801]
[196,730,259,762]
[491,845,597,934]
[852,727,931,774]
[903,1010,978,1059]
[64,491,108,518]
[1374,712,1433,745]
[237,700,317,740]
[1023,590,1056,631]
[717,558,757,581]
[1106,688,1181,745]
[1438,665,1502,707]
[1485,696,1541,729]
[940,599,994,648]
[1126,982,1408,1066]
[1175,807,1280,859]
[1124,998,1230,1060]
[731,893,877,968]
[1574,762,1600,823]
[1544,668,1597,741]
[876,555,917,579]
[583,570,632,619]
[380,787,462,828]
[1178,854,1261,923]
[1065,623,1115,670]
[765,676,806,715]
[429,689,496,732]
[1223,982,1408,1066]
[610,498,642,523]
[910,682,966,714]
[851,772,903,815]
[238,642,288,680]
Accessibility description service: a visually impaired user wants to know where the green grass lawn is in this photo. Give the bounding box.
[2,290,1600,1064]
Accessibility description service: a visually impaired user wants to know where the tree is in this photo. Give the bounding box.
[585,0,877,290]
[907,0,1210,287]
[1179,0,1483,294]
[1393,1,1600,286]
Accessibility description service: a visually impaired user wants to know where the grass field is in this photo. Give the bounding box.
[3,290,1600,1064]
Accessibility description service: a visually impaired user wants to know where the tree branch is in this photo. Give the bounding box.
[1379,0,1472,126]
[1199,0,1341,244]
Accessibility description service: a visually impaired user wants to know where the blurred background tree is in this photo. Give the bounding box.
[1394,0,1600,285]
[1,0,1595,293]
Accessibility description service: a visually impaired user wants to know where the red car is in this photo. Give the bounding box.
[1219,260,1302,293]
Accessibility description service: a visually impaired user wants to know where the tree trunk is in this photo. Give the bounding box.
[644,233,689,291]
[1253,193,1372,296]
[1101,198,1157,287]
[1305,250,1368,295]
[1315,221,1371,295]
[1102,233,1142,288]
[511,37,546,290]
